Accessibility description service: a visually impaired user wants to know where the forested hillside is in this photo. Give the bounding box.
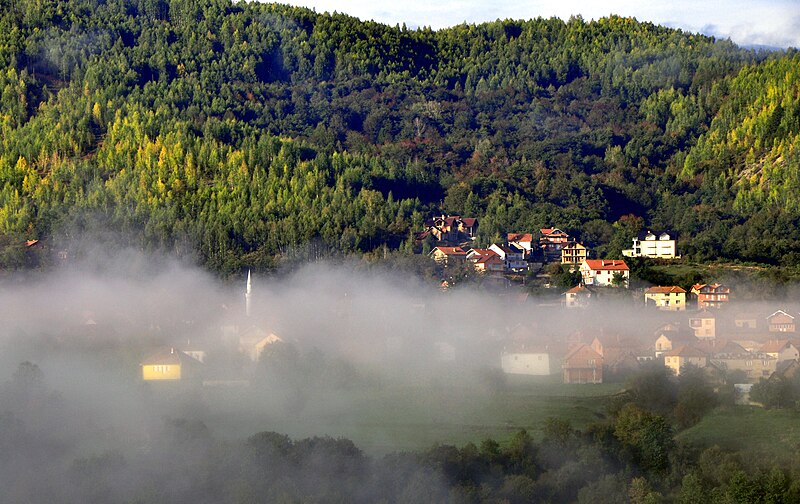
[0,0,797,273]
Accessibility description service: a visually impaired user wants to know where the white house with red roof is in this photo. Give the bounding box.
[580,259,630,287]
[507,233,534,257]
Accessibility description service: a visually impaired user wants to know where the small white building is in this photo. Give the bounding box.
[501,348,553,375]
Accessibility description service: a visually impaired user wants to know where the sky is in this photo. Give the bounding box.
[279,0,800,49]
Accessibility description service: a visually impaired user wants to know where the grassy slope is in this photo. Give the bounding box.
[677,406,800,463]
[201,380,623,454]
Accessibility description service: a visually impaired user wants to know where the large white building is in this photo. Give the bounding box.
[623,230,678,258]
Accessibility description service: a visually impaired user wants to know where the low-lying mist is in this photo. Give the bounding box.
[3,248,797,502]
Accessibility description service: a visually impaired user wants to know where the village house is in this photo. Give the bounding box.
[691,283,731,309]
[564,284,597,308]
[689,309,717,339]
[501,343,554,376]
[141,347,203,381]
[589,333,643,378]
[539,227,570,262]
[760,339,800,363]
[733,312,759,331]
[238,326,284,362]
[663,345,707,376]
[771,360,800,382]
[644,286,687,311]
[561,242,588,268]
[766,310,796,333]
[507,233,534,258]
[654,324,698,357]
[466,248,505,273]
[710,342,778,382]
[622,230,678,259]
[563,344,603,384]
[429,246,467,266]
[489,243,528,272]
[422,215,478,243]
[580,259,630,287]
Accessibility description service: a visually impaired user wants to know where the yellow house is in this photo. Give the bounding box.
[141,347,201,381]
[644,286,687,311]
[663,345,707,375]
[428,246,467,266]
[561,242,587,267]
[689,309,717,339]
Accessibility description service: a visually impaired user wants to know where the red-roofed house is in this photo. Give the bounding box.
[540,227,570,261]
[467,248,505,273]
[507,233,534,257]
[580,259,630,287]
[664,345,707,376]
[565,285,597,308]
[429,246,467,266]
[644,286,687,311]
[691,283,731,309]
[760,340,800,362]
[423,215,478,243]
[563,344,603,384]
[767,310,796,333]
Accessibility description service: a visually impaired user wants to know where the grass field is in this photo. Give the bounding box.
[677,406,800,463]
[202,379,624,454]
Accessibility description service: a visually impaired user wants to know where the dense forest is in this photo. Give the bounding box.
[0,0,799,274]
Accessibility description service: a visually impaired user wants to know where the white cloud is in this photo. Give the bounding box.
[279,0,799,48]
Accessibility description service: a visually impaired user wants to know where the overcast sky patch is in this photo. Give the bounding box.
[279,0,799,49]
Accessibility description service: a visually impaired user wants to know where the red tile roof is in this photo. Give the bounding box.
[582,259,629,271]
[761,339,794,353]
[508,233,533,242]
[540,227,568,236]
[645,286,686,294]
[691,283,731,294]
[432,246,467,256]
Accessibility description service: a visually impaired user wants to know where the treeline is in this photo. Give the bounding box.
[0,0,798,273]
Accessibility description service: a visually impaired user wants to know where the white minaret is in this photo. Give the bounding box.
[245,269,252,317]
